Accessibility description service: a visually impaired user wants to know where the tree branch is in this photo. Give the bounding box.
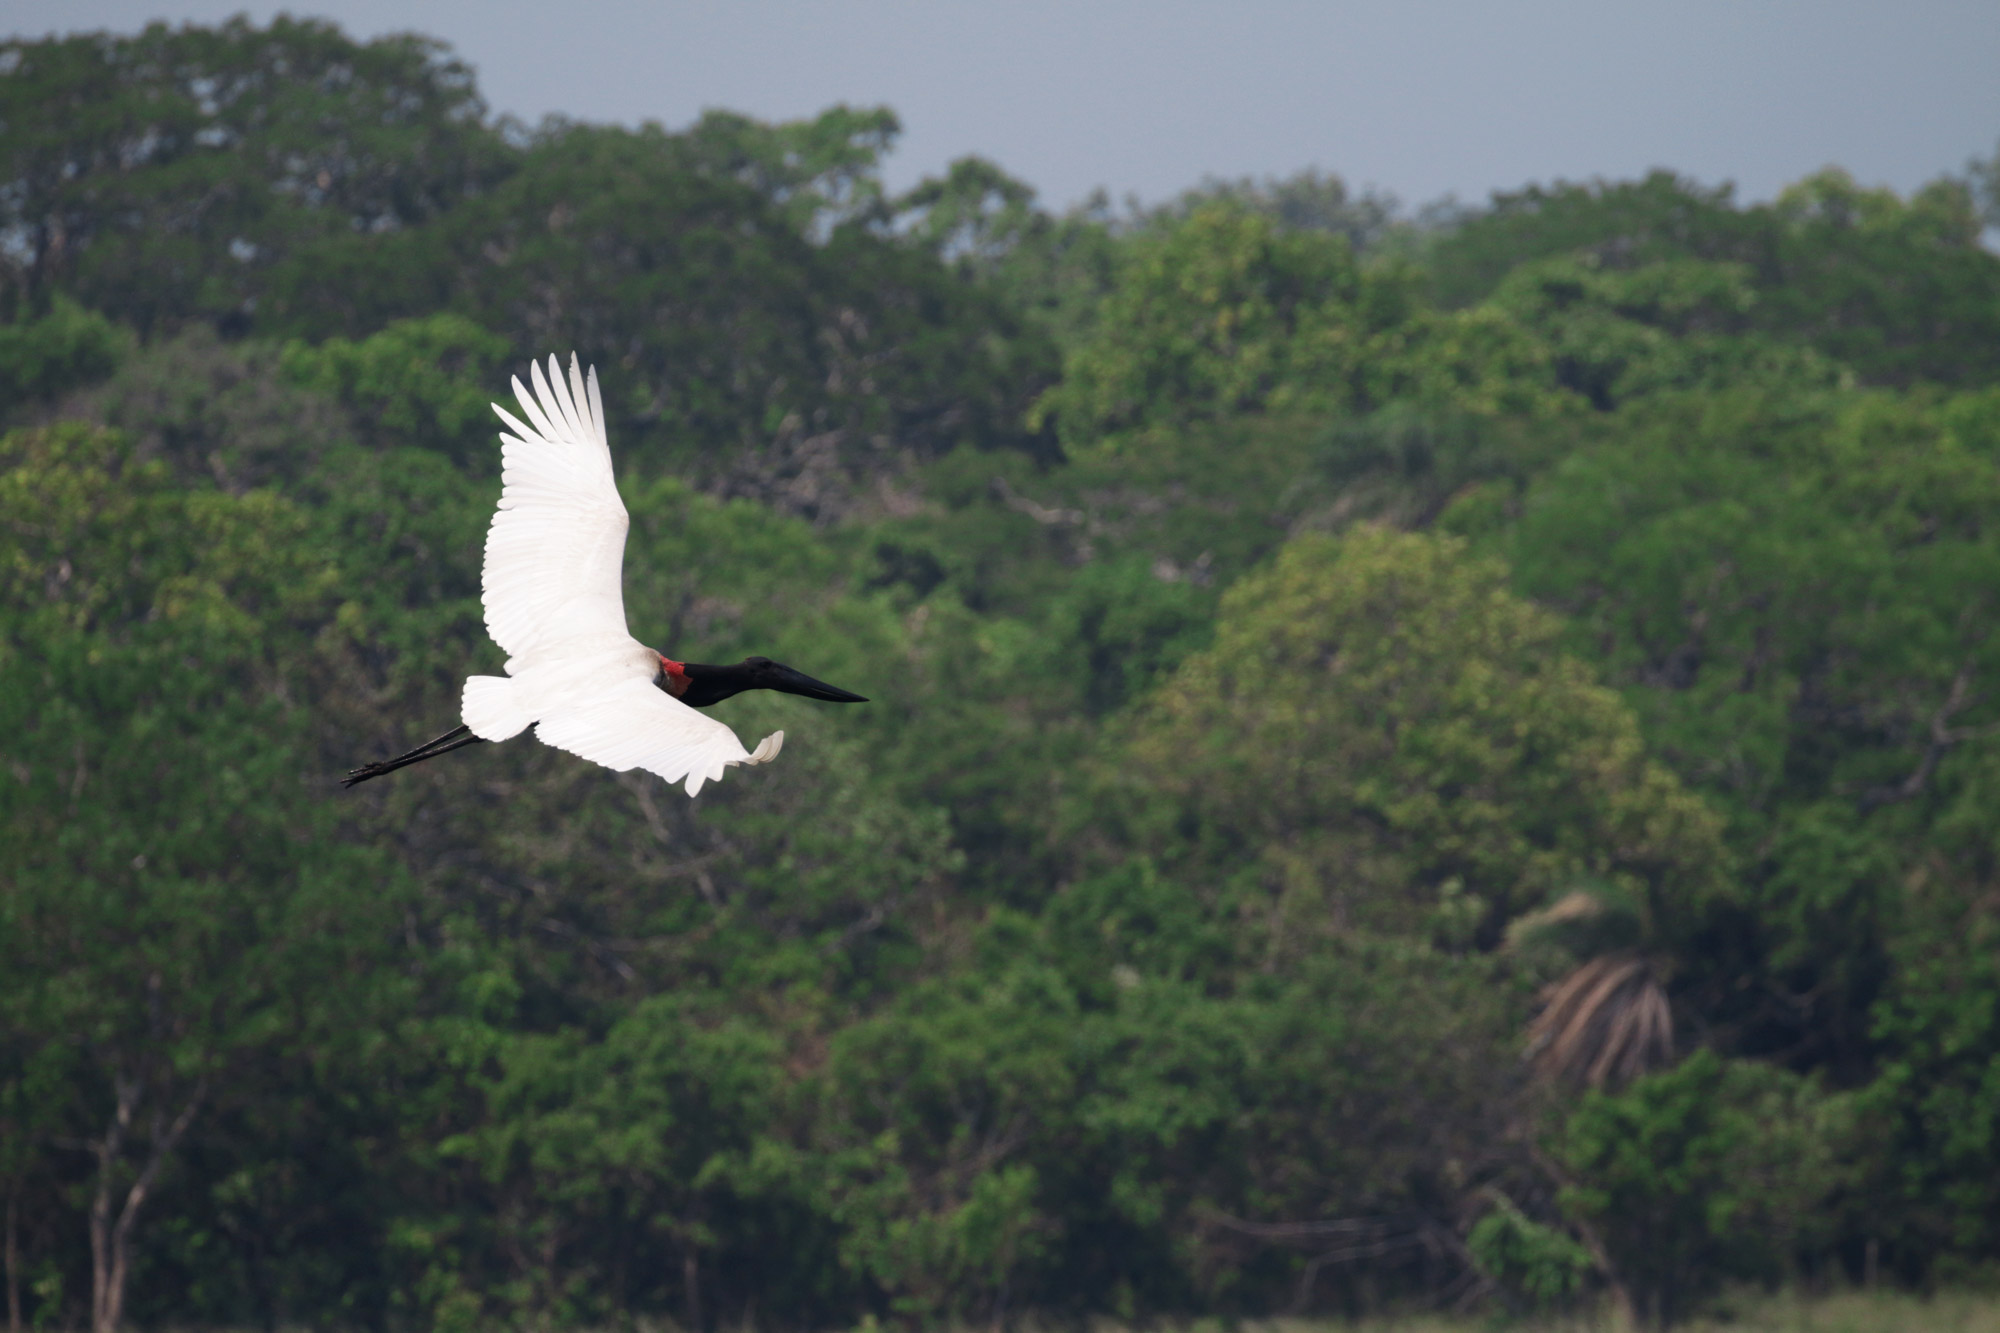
[102,1079,205,1333]
[6,1191,20,1333]
[1859,663,1983,811]
[1529,1144,1637,1331]
[88,1075,140,1333]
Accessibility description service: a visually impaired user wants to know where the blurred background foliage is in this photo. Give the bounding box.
[7,16,2000,1332]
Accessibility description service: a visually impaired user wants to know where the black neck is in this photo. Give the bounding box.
[678,661,753,709]
[668,657,868,708]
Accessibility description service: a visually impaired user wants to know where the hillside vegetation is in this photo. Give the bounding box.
[7,17,2000,1332]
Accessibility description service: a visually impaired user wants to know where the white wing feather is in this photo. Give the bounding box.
[536,677,784,796]
[483,354,631,665]
[470,351,788,797]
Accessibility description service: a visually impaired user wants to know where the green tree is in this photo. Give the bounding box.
[1033,204,1565,450]
[812,913,1519,1322]
[0,424,412,1331]
[1142,168,1407,255]
[1762,169,2000,387]
[0,18,510,331]
[1498,386,2000,1072]
[1465,1190,1594,1314]
[1429,167,2000,388]
[0,297,133,420]
[278,313,509,466]
[1968,137,2000,231]
[1555,1051,1871,1327]
[434,1001,790,1328]
[270,119,1053,515]
[1867,912,2000,1260]
[896,157,1043,271]
[1118,527,1728,954]
[1488,253,1839,410]
[682,104,902,236]
[1426,171,1757,311]
[16,10,2000,1320]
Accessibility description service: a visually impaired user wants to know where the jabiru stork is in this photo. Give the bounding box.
[344,354,867,795]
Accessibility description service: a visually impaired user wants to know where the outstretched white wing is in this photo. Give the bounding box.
[535,677,785,796]
[468,353,790,797]
[484,354,630,666]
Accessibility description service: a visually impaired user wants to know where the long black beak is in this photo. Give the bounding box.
[771,665,868,703]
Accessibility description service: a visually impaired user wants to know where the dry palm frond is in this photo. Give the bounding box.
[1525,952,1673,1089]
[1508,889,1609,941]
[1506,886,1647,959]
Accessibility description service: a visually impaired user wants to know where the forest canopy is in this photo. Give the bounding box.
[6,15,2000,1332]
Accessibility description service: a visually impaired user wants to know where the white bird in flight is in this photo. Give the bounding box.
[345,354,867,794]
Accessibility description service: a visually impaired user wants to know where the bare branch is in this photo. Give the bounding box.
[1203,1209,1477,1314]
[1859,663,1984,811]
[1530,1144,1637,1329]
[535,917,636,982]
[989,475,1086,528]
[990,476,1098,562]
[7,1191,21,1333]
[1203,1209,1419,1243]
[113,1080,205,1252]
[617,770,731,908]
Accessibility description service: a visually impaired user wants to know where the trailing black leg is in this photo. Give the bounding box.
[343,725,487,787]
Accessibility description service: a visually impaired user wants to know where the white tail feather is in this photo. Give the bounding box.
[462,675,534,741]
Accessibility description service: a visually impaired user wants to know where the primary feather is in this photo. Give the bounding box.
[483,356,629,664]
[462,353,782,795]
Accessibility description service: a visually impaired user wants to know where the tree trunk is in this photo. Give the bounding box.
[88,1080,136,1333]
[1529,1146,1637,1331]
[682,1243,702,1333]
[6,1191,20,1333]
[1572,1211,1638,1330]
[88,1078,204,1333]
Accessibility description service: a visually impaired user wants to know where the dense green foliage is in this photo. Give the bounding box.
[5,17,2000,1331]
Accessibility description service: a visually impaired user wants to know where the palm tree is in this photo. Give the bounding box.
[1514,886,1675,1090]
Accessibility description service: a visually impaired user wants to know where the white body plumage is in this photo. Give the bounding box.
[459,354,782,796]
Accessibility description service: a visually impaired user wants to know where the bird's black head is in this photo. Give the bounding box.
[678,656,869,709]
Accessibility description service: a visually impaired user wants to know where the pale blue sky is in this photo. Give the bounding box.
[17,1,2000,214]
